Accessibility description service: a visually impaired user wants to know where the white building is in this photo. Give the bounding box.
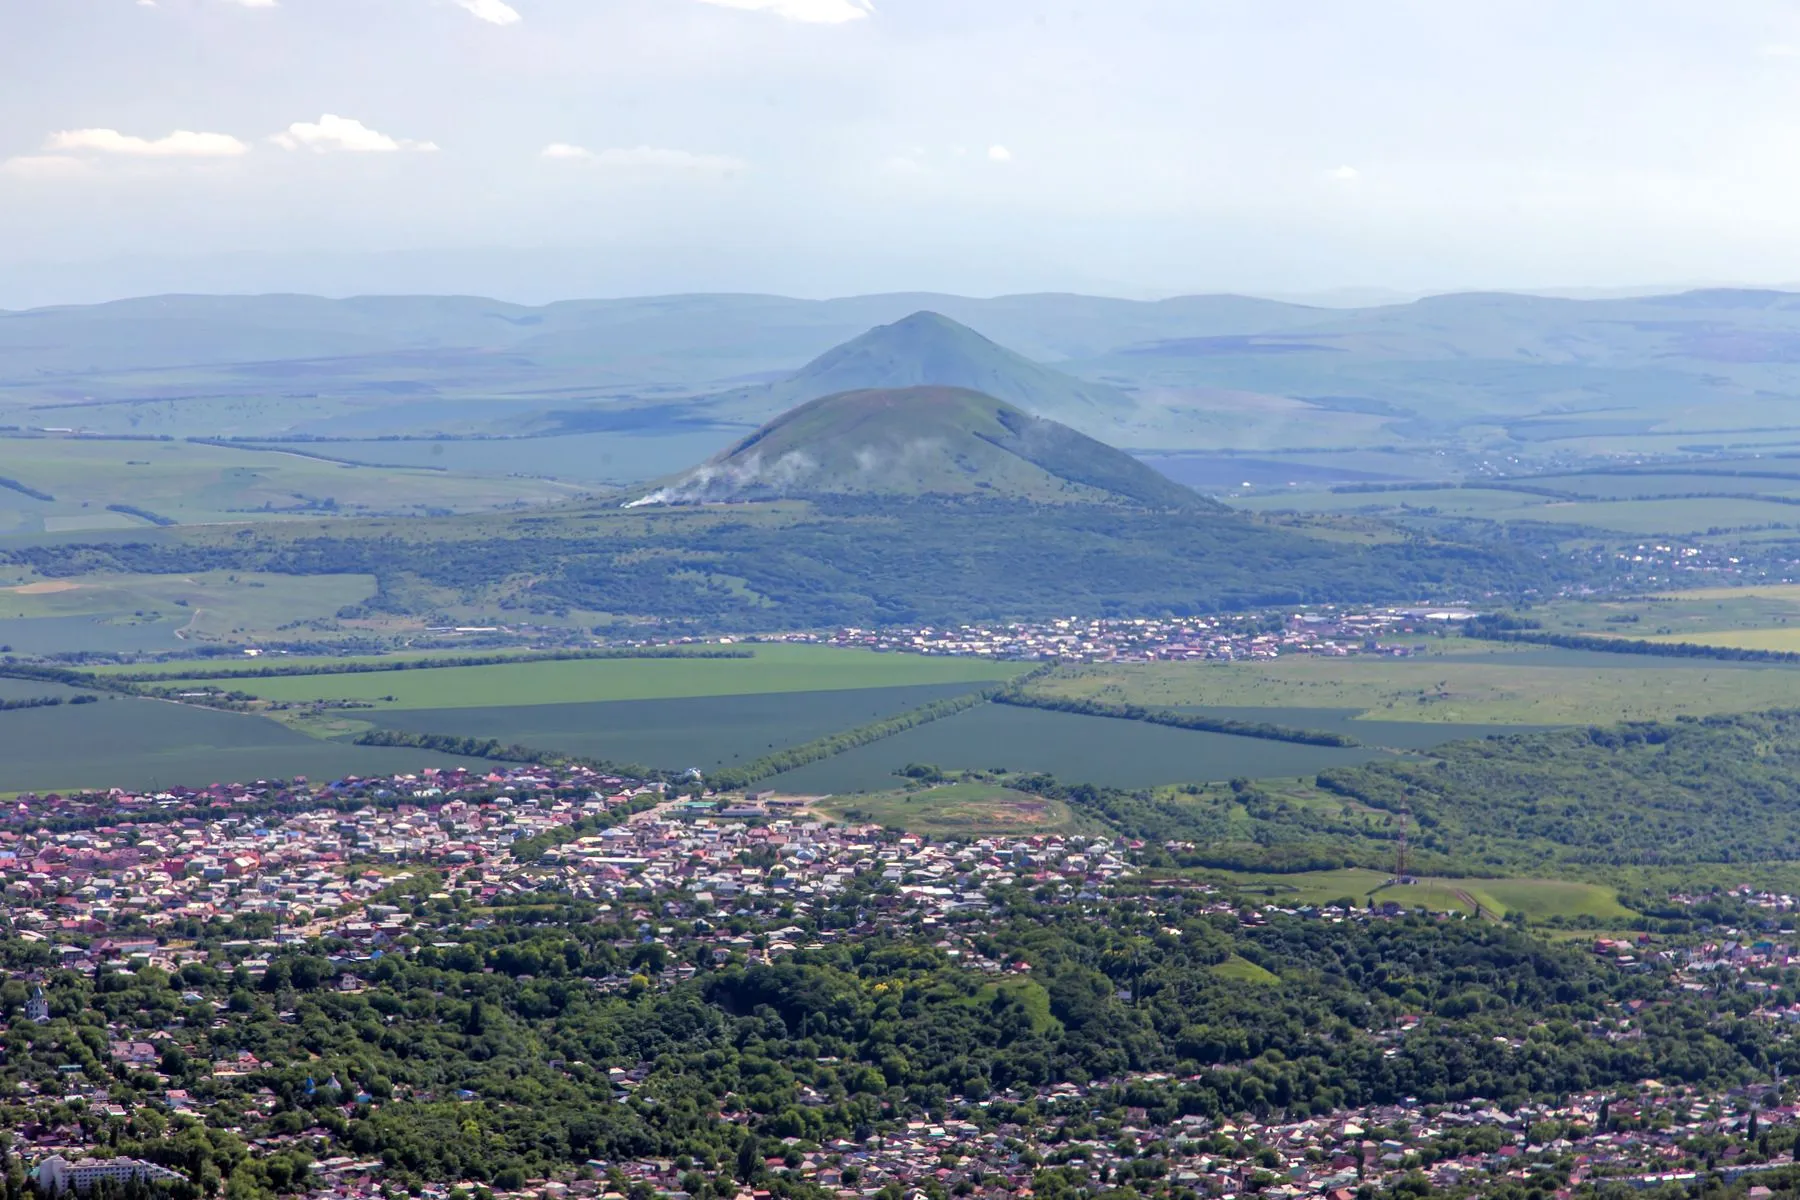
[34,1156,186,1194]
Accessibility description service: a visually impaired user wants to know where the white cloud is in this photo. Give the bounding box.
[45,128,250,157]
[692,0,872,24]
[454,0,521,25]
[1760,43,1798,57]
[987,144,1012,163]
[272,115,438,153]
[544,144,746,173]
[1328,164,1360,182]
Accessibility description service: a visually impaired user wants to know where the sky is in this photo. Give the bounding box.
[6,0,1800,307]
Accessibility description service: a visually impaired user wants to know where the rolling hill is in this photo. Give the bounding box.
[628,386,1214,509]
[701,311,1140,435]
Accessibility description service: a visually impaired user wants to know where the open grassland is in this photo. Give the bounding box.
[0,437,587,531]
[158,645,1026,709]
[815,782,1090,836]
[357,683,993,773]
[967,980,1060,1031]
[0,571,375,645]
[0,696,488,794]
[1185,867,1632,923]
[1027,645,1800,725]
[1209,955,1280,984]
[1526,585,1800,640]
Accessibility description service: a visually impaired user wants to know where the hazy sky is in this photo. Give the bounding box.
[6,0,1800,306]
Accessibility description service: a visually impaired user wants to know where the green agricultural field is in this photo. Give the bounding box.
[814,782,1090,836]
[1515,497,1800,535]
[1027,644,1800,725]
[0,572,376,645]
[0,695,490,794]
[0,436,586,533]
[84,646,545,677]
[357,683,994,774]
[766,701,1387,794]
[1638,628,1800,651]
[159,645,1026,708]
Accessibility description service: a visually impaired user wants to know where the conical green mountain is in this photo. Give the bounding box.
[628,386,1215,509]
[715,311,1136,433]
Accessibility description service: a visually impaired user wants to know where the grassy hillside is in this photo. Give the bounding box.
[634,386,1213,508]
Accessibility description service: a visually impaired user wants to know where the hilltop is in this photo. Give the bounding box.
[706,311,1140,435]
[628,386,1213,509]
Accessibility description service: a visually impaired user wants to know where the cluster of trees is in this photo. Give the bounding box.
[349,730,659,783]
[0,694,96,712]
[705,676,1048,791]
[995,691,1359,747]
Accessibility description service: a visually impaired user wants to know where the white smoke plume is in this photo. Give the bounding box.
[623,450,817,507]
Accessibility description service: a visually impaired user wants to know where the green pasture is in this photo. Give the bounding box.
[0,572,376,643]
[1028,645,1800,725]
[159,645,1026,709]
[816,782,1088,837]
[1209,955,1280,985]
[0,436,584,531]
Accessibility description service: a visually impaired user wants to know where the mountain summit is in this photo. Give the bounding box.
[713,311,1137,434]
[627,385,1214,509]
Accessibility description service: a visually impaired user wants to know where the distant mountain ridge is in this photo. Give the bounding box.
[703,311,1139,436]
[12,287,1800,461]
[628,385,1214,509]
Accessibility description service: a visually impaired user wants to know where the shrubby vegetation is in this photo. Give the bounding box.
[1317,711,1800,869]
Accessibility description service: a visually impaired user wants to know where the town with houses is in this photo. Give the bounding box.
[0,759,1792,1200]
[807,609,1469,664]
